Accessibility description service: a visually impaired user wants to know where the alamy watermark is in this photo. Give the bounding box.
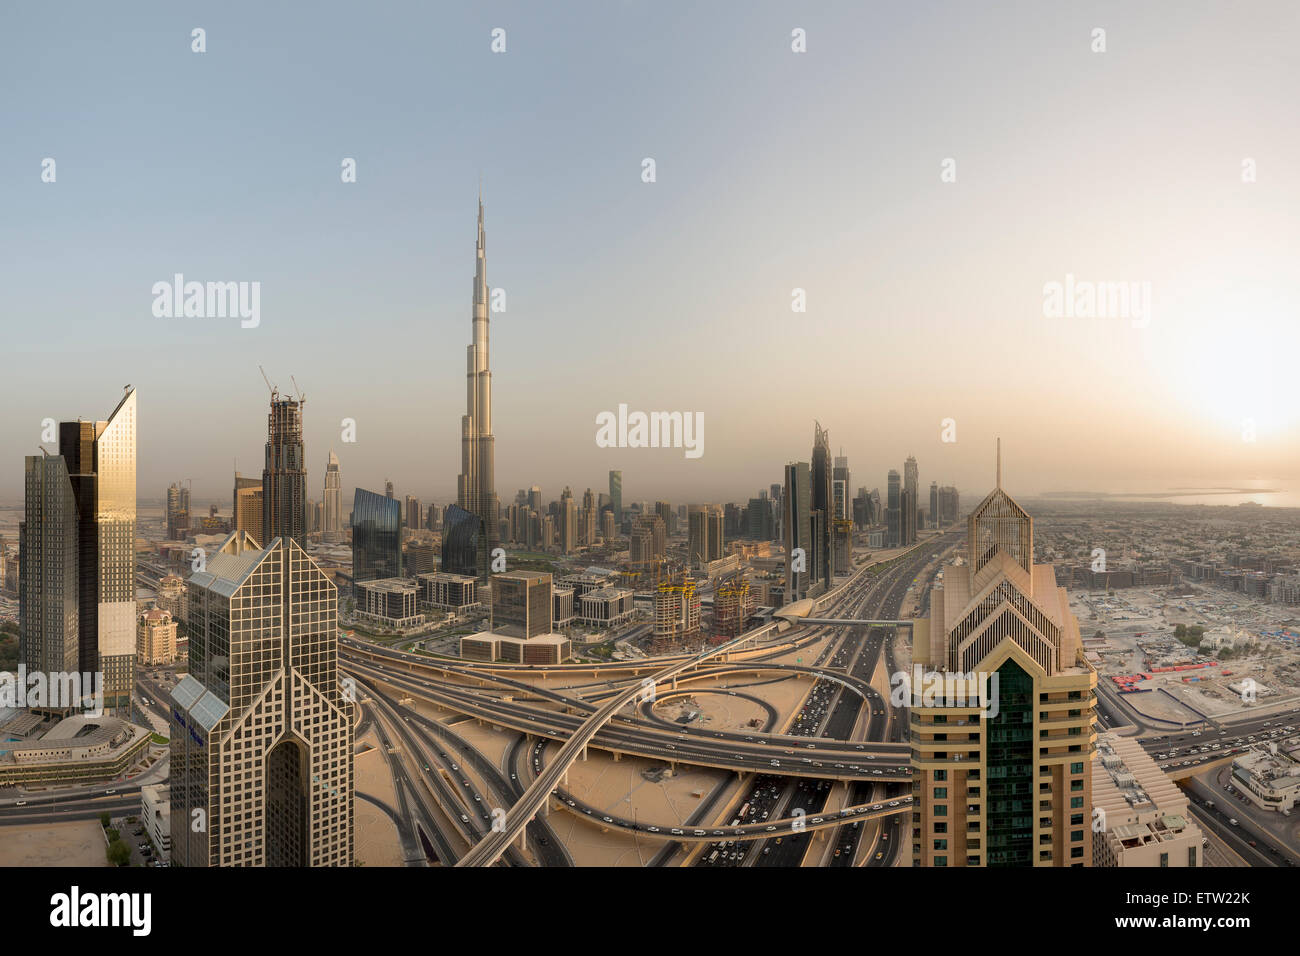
[890,665,1000,718]
[152,274,260,328]
[0,668,104,716]
[595,404,703,459]
[1042,273,1151,328]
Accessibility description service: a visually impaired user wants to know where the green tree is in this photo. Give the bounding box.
[1174,623,1187,639]
[100,812,111,828]
[106,840,131,866]
[1188,625,1205,640]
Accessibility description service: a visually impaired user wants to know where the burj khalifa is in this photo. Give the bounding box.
[455,193,499,559]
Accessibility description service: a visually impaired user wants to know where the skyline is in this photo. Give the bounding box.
[7,0,1300,895]
[4,2,1300,504]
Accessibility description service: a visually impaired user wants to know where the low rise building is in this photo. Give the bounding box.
[0,714,152,786]
[1231,747,1300,812]
[577,586,635,626]
[355,577,424,628]
[552,586,575,628]
[137,608,178,665]
[141,783,172,862]
[417,572,480,612]
[1092,733,1204,867]
[459,631,571,665]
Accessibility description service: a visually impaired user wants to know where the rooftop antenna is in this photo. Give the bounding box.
[996,438,1002,488]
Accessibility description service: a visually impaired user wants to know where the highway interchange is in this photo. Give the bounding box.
[5,535,1300,869]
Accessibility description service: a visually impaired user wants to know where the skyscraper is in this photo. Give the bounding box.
[608,470,622,533]
[811,423,834,592]
[19,453,80,683]
[707,507,724,561]
[687,506,709,568]
[442,503,486,578]
[172,530,353,867]
[456,194,499,575]
[262,390,306,546]
[783,462,811,602]
[911,445,1097,866]
[322,450,342,543]
[166,481,191,540]
[233,473,264,546]
[654,501,674,536]
[832,454,850,520]
[558,488,577,554]
[57,387,137,716]
[903,455,919,545]
[353,488,403,585]
[929,481,939,531]
[886,470,901,547]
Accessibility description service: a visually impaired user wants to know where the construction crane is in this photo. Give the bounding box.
[258,365,278,401]
[290,375,305,405]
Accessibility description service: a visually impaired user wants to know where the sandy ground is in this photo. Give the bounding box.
[353,727,403,867]
[0,819,109,867]
[554,749,735,865]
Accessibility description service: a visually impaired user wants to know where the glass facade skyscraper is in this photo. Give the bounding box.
[19,453,80,681]
[442,504,486,580]
[783,461,811,602]
[351,488,402,586]
[54,387,137,716]
[172,531,353,866]
[608,470,622,533]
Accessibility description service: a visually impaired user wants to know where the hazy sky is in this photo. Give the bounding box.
[4,1,1299,509]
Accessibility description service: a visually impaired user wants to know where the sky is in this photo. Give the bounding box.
[3,1,1299,510]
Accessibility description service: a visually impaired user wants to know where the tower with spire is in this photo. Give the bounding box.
[910,441,1096,867]
[456,191,499,568]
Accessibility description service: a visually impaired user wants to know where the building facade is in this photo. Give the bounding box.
[456,195,499,574]
[171,531,353,867]
[352,487,403,587]
[911,448,1097,867]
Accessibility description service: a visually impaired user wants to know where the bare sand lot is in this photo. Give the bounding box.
[354,729,404,867]
[0,820,109,867]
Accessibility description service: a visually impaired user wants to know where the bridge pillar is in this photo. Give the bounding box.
[612,750,621,762]
[580,746,587,762]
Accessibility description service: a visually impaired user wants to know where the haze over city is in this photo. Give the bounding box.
[5,0,1299,505]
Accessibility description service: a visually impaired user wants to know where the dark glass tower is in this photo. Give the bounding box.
[608,470,622,533]
[442,504,487,580]
[19,453,80,681]
[810,422,834,592]
[886,470,901,547]
[262,392,306,546]
[351,488,402,587]
[783,462,811,602]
